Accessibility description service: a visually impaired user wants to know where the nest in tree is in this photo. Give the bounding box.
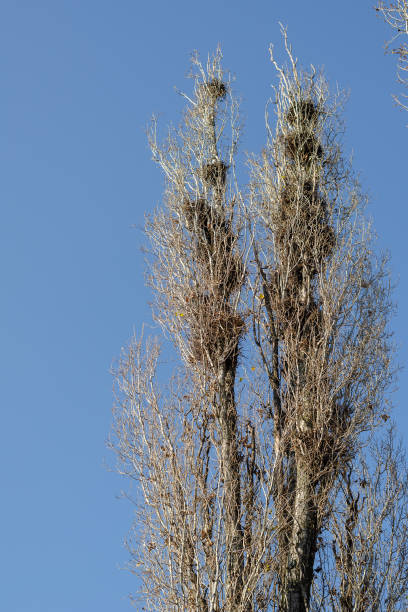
[275,221,335,274]
[201,78,228,100]
[282,182,328,214]
[182,196,226,244]
[188,295,245,368]
[182,197,211,232]
[302,180,315,196]
[318,224,335,259]
[286,99,319,127]
[202,160,228,187]
[274,184,334,270]
[282,131,323,163]
[269,268,320,321]
[182,197,245,294]
[272,287,324,349]
[277,182,324,220]
[210,252,245,295]
[182,196,227,247]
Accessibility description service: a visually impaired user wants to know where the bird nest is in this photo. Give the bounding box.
[181,196,245,294]
[282,131,323,163]
[286,99,319,127]
[269,270,325,345]
[202,160,228,187]
[182,197,211,232]
[188,295,245,368]
[274,184,334,268]
[201,78,228,100]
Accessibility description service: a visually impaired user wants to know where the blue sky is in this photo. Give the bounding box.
[1,1,406,610]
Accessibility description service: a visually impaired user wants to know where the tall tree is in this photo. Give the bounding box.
[111,36,407,611]
[377,0,408,112]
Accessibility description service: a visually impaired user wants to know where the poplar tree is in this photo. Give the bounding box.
[111,35,408,611]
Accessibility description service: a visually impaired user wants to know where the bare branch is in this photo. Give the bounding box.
[377,1,408,113]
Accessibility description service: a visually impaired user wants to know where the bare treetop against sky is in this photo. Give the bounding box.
[1,2,407,611]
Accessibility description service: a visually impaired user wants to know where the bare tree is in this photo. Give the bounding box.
[246,30,398,610]
[376,0,408,112]
[111,37,407,611]
[317,427,408,611]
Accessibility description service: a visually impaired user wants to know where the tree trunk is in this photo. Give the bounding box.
[218,357,244,610]
[285,461,317,612]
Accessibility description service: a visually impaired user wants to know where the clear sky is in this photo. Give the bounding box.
[1,1,406,610]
